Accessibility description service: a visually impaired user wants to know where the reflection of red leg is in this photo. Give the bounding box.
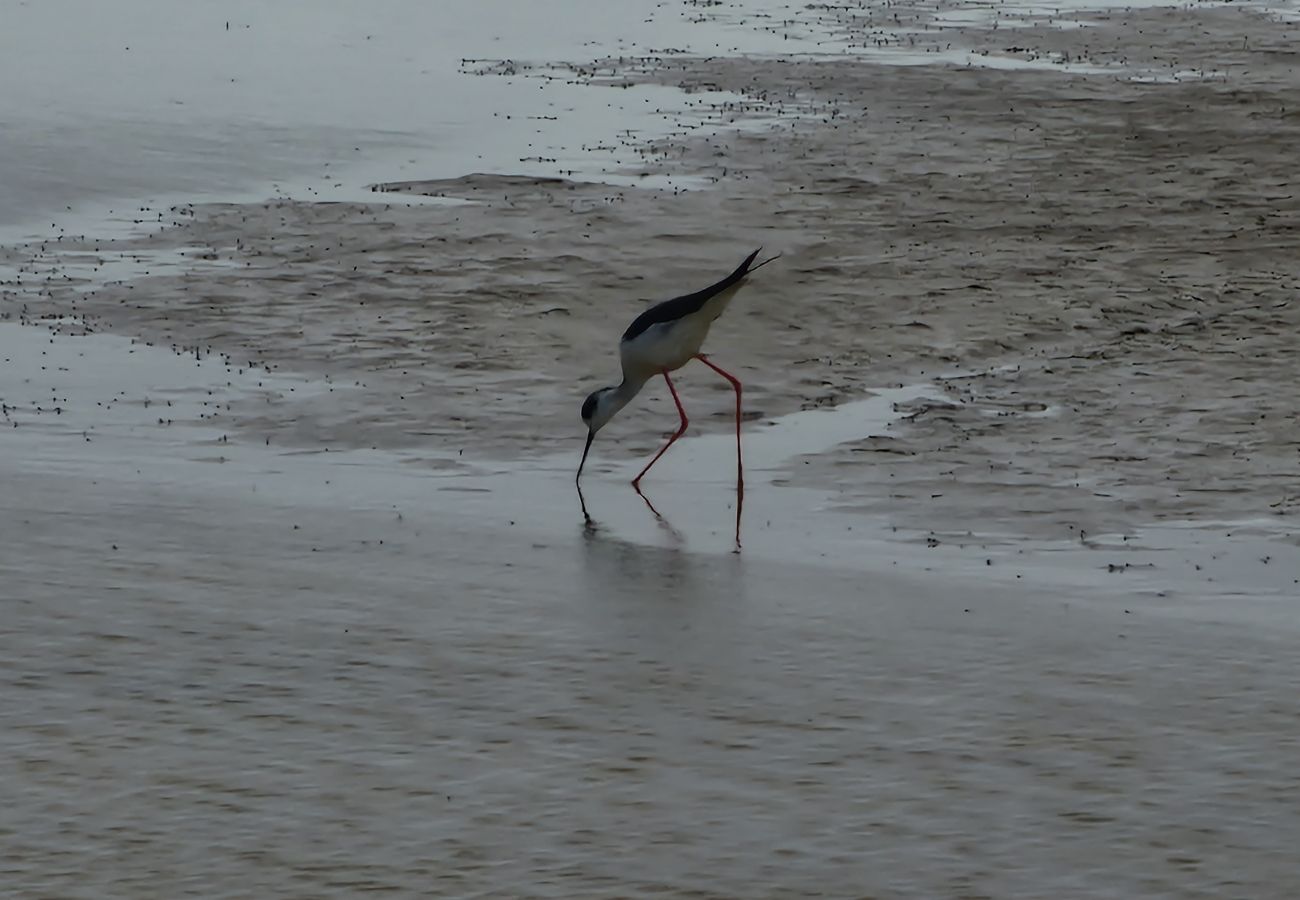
[695,355,744,549]
[631,371,688,488]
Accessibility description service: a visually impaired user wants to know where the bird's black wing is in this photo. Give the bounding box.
[621,248,766,343]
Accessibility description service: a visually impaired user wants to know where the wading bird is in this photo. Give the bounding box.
[575,248,779,543]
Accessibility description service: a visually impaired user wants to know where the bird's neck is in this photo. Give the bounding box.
[613,374,649,410]
[595,375,648,426]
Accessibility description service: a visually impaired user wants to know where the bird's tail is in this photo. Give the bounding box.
[710,248,779,296]
[747,247,782,274]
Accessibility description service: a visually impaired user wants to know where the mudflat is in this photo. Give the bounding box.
[3,3,1299,897]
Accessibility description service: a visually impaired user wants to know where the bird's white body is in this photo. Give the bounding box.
[577,248,777,521]
[618,279,746,382]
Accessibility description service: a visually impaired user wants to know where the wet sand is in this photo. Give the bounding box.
[4,1,1300,897]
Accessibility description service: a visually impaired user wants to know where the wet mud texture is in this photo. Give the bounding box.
[5,6,1298,540]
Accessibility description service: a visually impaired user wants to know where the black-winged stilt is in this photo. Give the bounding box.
[575,248,780,537]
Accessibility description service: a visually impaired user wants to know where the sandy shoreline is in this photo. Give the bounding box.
[4,1,1300,896]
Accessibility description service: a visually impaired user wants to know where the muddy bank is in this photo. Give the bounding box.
[5,5,1298,540]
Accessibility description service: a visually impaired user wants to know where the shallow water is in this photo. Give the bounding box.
[4,325,1300,896]
[0,0,822,245]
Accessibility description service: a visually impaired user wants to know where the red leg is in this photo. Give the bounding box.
[694,355,744,549]
[632,371,689,489]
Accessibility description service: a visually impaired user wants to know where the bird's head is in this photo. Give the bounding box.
[577,385,633,483]
[580,386,622,435]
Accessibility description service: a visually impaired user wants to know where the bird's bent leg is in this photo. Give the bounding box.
[632,371,689,489]
[695,355,745,548]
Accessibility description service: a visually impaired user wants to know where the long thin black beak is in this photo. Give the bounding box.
[576,430,595,484]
